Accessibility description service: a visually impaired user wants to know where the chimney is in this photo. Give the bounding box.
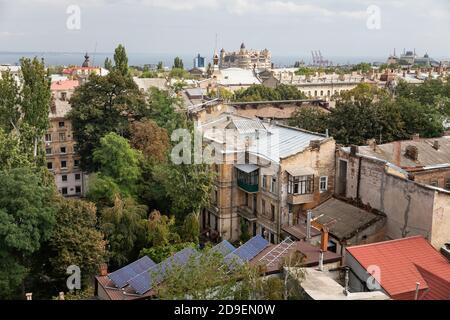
[310,140,321,150]
[367,139,377,151]
[414,282,420,300]
[318,250,324,272]
[26,293,33,301]
[343,267,349,296]
[306,210,312,241]
[412,133,420,141]
[99,263,108,276]
[320,227,329,252]
[350,145,359,156]
[405,145,419,161]
[433,140,440,151]
[59,292,65,300]
[393,141,402,166]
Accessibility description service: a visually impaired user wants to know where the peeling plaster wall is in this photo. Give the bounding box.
[431,191,450,249]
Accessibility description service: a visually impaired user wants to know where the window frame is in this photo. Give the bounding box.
[320,176,328,193]
[288,174,314,195]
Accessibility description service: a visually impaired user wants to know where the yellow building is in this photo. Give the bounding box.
[199,114,336,244]
[46,79,87,197]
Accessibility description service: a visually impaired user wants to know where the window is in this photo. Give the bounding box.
[288,175,314,195]
[75,173,81,180]
[320,176,328,192]
[74,159,80,167]
[270,204,275,221]
[61,187,68,195]
[60,146,66,154]
[262,175,267,189]
[270,233,275,244]
[446,180,450,191]
[61,160,67,169]
[61,175,67,182]
[59,133,66,141]
[58,121,65,128]
[288,203,293,214]
[45,148,52,155]
[245,193,249,206]
[45,134,52,142]
[60,92,67,101]
[75,186,82,194]
[47,162,53,170]
[270,177,277,193]
[261,199,266,214]
[214,190,219,205]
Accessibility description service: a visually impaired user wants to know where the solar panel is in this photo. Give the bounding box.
[108,256,156,288]
[211,240,236,256]
[233,235,269,262]
[128,247,197,294]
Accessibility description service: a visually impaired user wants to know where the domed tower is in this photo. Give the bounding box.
[82,52,90,67]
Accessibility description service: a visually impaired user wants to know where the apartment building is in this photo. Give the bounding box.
[199,114,336,243]
[46,79,87,197]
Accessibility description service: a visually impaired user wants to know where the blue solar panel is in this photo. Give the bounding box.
[108,256,156,288]
[211,240,236,256]
[231,235,269,262]
[128,247,197,294]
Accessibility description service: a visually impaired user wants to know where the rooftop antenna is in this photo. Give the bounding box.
[92,41,98,67]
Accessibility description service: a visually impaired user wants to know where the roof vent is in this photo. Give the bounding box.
[405,145,419,161]
[433,140,440,151]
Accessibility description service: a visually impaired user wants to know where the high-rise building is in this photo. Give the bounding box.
[193,53,205,69]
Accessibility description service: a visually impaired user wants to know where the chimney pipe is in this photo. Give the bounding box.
[320,227,329,252]
[318,250,324,271]
[306,210,312,241]
[433,140,440,151]
[26,293,33,301]
[59,292,65,300]
[99,263,108,276]
[343,267,349,296]
[414,282,420,300]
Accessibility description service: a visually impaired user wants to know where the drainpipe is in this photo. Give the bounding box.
[318,250,324,271]
[277,164,282,243]
[343,267,349,296]
[356,156,362,201]
[306,210,312,241]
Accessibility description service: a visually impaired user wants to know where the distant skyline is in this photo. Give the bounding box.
[1,0,449,59]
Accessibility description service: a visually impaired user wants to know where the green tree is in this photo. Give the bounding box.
[173,57,184,69]
[182,212,200,244]
[68,71,145,172]
[140,242,195,264]
[288,107,329,134]
[104,57,113,71]
[0,70,20,132]
[0,129,34,170]
[47,198,106,286]
[0,168,56,299]
[93,132,142,196]
[100,195,148,268]
[146,210,178,247]
[113,44,129,76]
[86,174,121,208]
[145,87,187,134]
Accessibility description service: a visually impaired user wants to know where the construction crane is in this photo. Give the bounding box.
[311,50,331,67]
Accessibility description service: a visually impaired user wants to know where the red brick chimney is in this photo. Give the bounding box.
[99,263,108,276]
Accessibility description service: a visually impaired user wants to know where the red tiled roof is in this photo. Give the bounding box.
[51,80,80,91]
[346,236,450,300]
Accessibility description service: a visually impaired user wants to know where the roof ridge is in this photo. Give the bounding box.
[347,235,425,251]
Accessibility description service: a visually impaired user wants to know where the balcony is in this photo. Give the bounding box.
[237,206,257,222]
[287,193,315,205]
[236,164,259,194]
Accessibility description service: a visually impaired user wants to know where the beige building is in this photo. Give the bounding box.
[199,114,336,243]
[219,43,271,70]
[46,79,87,197]
[261,70,369,100]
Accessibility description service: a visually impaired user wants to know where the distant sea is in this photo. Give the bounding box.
[0,51,392,68]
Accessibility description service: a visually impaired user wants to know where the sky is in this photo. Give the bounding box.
[0,0,449,60]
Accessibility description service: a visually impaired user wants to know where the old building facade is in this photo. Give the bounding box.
[199,114,336,243]
[219,43,271,70]
[46,79,87,197]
